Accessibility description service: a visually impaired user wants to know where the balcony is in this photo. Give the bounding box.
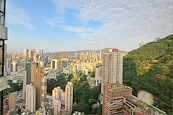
[0,25,8,40]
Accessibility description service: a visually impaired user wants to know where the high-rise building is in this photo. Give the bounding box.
[61,58,69,71]
[25,62,36,84]
[12,61,17,72]
[39,61,45,67]
[32,67,47,109]
[52,87,61,106]
[39,49,43,59]
[102,49,123,84]
[8,93,16,111]
[89,66,102,88]
[22,71,27,99]
[60,92,65,105]
[24,49,29,60]
[52,87,62,115]
[70,64,77,77]
[101,49,123,95]
[33,53,38,62]
[40,75,47,107]
[54,100,61,115]
[95,66,102,78]
[51,53,68,60]
[28,49,35,59]
[99,51,102,60]
[26,84,36,113]
[51,59,61,70]
[65,82,73,111]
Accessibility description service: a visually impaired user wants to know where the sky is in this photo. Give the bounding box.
[5,0,173,53]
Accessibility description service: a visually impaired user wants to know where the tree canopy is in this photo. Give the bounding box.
[123,34,173,114]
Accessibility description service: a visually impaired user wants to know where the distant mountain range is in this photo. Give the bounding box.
[44,48,128,57]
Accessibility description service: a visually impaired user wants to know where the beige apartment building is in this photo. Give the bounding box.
[65,82,73,112]
[32,67,47,109]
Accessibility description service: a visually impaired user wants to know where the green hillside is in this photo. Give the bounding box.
[123,34,173,114]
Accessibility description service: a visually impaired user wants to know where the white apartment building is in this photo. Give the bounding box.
[89,66,102,88]
[26,84,36,113]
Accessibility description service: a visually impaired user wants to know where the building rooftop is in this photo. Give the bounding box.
[109,85,131,91]
[136,100,167,115]
[126,95,167,115]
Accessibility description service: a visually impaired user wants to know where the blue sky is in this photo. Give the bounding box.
[6,0,173,53]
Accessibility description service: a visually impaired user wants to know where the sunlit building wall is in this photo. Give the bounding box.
[65,82,73,111]
[26,84,36,113]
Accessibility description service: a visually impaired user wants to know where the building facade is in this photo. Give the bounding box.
[103,83,167,115]
[103,83,132,115]
[32,67,47,109]
[102,49,123,84]
[65,82,73,112]
[52,87,61,108]
[25,62,36,84]
[101,49,123,95]
[8,93,16,111]
[25,84,36,113]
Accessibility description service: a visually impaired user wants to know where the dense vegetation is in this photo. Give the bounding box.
[4,80,23,95]
[47,73,68,93]
[47,73,102,114]
[123,34,173,114]
[72,75,101,114]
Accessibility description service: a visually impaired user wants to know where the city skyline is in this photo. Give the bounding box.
[6,0,172,53]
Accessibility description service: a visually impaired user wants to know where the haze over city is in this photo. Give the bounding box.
[6,0,172,53]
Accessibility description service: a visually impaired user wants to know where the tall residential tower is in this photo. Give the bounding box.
[65,82,73,112]
[25,84,36,113]
[32,67,47,109]
[101,49,123,95]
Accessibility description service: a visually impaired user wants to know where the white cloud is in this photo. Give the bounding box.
[51,0,172,50]
[44,17,64,27]
[6,1,35,29]
[45,17,95,33]
[59,25,95,33]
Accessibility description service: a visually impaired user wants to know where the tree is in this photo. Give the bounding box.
[56,73,68,90]
[67,74,74,81]
[96,105,102,115]
[47,79,57,94]
[76,102,92,114]
[90,84,101,100]
[47,73,68,94]
[90,71,95,77]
